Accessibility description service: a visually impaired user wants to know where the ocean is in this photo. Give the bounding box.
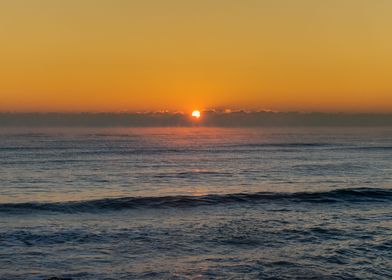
[0,127,391,279]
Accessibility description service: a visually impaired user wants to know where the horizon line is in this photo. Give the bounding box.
[1,111,392,127]
[2,110,392,115]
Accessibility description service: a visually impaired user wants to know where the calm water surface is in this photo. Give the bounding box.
[0,127,391,279]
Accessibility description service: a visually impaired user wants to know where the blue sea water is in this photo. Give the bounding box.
[0,127,391,280]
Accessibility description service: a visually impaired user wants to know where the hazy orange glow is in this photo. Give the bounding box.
[192,110,201,119]
[0,1,392,112]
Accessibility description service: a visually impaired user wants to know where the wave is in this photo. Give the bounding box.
[226,143,332,148]
[226,143,392,151]
[346,146,392,151]
[1,188,391,214]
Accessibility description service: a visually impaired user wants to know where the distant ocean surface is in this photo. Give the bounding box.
[0,127,391,280]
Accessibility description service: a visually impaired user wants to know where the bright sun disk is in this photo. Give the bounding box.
[192,110,201,119]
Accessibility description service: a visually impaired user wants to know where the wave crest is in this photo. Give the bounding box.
[1,188,391,214]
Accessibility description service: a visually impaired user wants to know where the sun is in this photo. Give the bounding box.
[192,110,201,119]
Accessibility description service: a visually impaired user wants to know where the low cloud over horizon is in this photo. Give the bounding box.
[1,111,392,127]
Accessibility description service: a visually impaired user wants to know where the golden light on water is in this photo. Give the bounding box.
[192,110,201,119]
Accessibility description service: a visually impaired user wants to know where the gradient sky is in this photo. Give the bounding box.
[1,0,392,112]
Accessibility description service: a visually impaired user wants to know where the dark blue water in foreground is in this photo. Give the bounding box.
[0,127,391,280]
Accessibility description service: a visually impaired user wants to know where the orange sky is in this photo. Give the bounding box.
[1,0,392,112]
